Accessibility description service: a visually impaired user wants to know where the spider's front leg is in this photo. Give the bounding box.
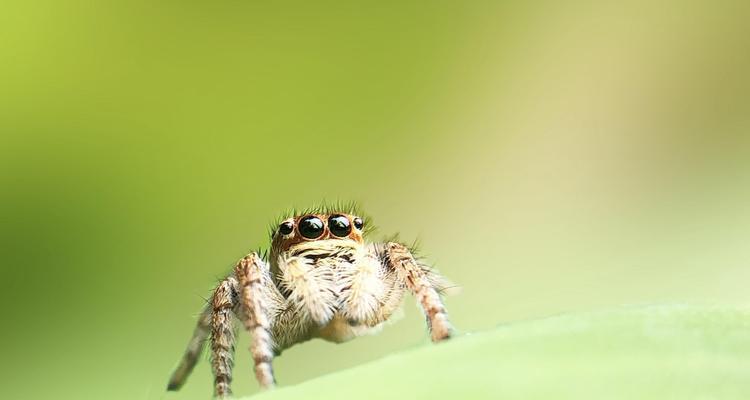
[234,253,277,390]
[209,276,240,398]
[383,242,453,342]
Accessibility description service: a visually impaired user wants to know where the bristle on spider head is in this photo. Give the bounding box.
[267,200,375,239]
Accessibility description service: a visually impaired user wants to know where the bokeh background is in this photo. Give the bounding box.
[2,1,749,399]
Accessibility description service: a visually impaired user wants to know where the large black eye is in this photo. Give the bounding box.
[328,215,351,237]
[353,217,364,230]
[278,221,294,235]
[299,216,324,239]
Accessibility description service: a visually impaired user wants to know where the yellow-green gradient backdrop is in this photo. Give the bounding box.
[1,1,749,399]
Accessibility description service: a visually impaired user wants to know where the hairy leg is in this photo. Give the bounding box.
[383,242,453,342]
[234,253,277,389]
[337,247,385,324]
[277,243,338,325]
[167,305,211,391]
[210,277,240,398]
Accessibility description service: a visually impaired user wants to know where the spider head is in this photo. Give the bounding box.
[271,213,366,253]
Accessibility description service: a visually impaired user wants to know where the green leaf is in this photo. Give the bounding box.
[248,305,750,400]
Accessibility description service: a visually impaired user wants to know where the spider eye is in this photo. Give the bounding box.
[298,216,325,239]
[328,215,351,237]
[353,217,364,230]
[278,221,294,235]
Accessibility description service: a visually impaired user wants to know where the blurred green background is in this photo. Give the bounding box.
[1,1,749,399]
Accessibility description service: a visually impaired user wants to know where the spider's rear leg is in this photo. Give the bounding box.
[234,253,277,389]
[383,242,453,342]
[167,305,211,391]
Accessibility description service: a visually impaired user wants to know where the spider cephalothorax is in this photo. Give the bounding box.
[270,212,365,253]
[167,206,454,398]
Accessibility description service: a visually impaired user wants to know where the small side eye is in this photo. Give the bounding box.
[353,217,364,230]
[299,216,325,239]
[279,221,294,235]
[328,215,351,237]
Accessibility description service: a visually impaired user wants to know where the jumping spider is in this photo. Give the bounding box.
[167,206,454,398]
